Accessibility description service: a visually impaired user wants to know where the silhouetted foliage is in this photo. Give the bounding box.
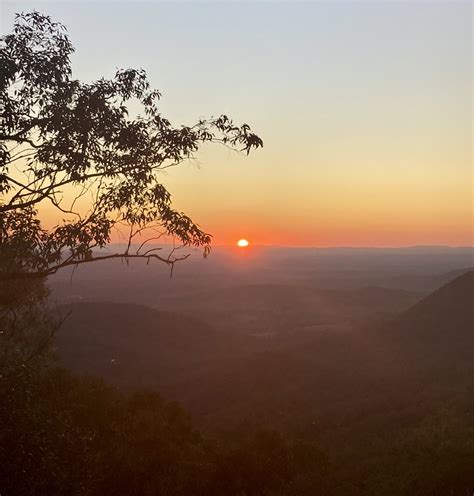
[0,11,262,281]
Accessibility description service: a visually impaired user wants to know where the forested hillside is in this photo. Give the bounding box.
[46,272,474,494]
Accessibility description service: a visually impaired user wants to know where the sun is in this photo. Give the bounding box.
[237,238,249,248]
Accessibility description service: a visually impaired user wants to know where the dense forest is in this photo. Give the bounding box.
[1,271,473,495]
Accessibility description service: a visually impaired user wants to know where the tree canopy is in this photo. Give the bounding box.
[0,11,262,281]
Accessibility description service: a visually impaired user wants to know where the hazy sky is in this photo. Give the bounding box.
[2,1,472,247]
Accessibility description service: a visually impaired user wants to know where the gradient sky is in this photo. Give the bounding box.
[2,1,472,247]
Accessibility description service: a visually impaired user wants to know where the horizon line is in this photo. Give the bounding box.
[105,243,474,250]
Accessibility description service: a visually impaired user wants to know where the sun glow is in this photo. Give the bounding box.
[237,239,249,248]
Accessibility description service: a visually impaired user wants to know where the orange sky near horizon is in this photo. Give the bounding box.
[5,1,473,248]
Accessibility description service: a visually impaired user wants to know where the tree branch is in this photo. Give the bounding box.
[0,251,191,281]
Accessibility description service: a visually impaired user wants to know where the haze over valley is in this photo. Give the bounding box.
[47,246,474,492]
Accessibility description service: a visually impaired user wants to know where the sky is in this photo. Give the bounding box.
[2,1,472,247]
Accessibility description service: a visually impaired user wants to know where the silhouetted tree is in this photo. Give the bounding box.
[0,10,262,379]
[0,11,262,282]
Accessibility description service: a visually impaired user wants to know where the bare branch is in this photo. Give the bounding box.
[0,251,191,282]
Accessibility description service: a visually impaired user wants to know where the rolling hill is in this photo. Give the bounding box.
[56,272,473,419]
[56,302,244,398]
[393,269,473,339]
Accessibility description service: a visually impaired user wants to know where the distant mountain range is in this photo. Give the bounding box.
[48,247,474,308]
